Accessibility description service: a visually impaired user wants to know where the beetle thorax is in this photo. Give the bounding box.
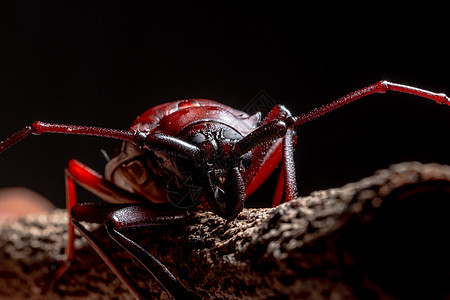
[105,121,253,219]
[178,122,251,171]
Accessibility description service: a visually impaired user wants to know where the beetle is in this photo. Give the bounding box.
[0,81,449,299]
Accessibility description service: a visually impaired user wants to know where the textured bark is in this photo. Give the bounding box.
[0,162,449,299]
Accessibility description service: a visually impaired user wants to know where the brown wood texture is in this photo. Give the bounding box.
[0,162,449,299]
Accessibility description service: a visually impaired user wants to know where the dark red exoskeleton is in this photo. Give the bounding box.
[0,81,449,299]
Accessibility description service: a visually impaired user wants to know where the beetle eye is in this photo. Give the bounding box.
[189,132,206,144]
[222,129,242,141]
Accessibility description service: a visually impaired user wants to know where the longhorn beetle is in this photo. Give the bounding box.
[0,81,449,299]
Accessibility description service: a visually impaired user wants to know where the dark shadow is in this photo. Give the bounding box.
[339,181,450,299]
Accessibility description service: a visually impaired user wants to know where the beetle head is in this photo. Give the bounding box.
[153,119,287,221]
[178,123,252,220]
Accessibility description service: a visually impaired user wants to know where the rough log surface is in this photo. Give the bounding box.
[0,162,449,299]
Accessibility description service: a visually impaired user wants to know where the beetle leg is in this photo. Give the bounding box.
[60,159,143,276]
[45,159,155,295]
[105,205,195,299]
[280,128,297,203]
[268,128,298,207]
[244,105,295,194]
[244,105,288,191]
[64,167,76,260]
[71,217,149,299]
[145,133,201,160]
[41,171,78,294]
[271,160,285,207]
[66,159,145,205]
[66,201,193,299]
[241,105,298,206]
[244,138,283,197]
[59,201,182,299]
[70,202,189,299]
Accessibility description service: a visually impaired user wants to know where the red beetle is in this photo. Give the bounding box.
[0,81,449,299]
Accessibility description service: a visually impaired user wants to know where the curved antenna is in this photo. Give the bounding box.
[0,121,136,154]
[235,120,287,156]
[0,122,203,163]
[290,81,450,128]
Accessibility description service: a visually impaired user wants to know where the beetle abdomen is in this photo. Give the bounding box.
[105,142,170,203]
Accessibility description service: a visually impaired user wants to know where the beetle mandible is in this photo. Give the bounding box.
[0,81,449,299]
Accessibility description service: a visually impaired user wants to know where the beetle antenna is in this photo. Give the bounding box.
[235,120,287,156]
[289,81,450,128]
[0,121,137,155]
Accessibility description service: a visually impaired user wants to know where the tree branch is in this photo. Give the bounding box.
[1,162,449,299]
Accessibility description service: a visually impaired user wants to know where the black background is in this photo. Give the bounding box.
[1,3,449,208]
